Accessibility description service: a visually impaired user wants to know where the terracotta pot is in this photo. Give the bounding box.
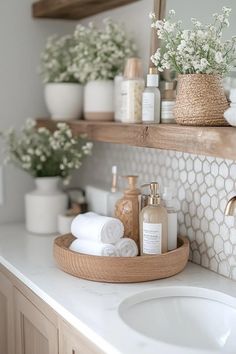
[174,74,229,126]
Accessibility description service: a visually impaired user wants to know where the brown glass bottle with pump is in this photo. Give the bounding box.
[140,182,168,255]
[115,176,140,248]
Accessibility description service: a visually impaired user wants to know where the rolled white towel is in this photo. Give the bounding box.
[71,212,124,244]
[115,238,138,257]
[69,239,119,257]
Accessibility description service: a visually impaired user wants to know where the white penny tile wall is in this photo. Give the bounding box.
[78,142,236,280]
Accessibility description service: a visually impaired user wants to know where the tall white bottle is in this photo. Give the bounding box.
[142,68,161,124]
[162,187,178,251]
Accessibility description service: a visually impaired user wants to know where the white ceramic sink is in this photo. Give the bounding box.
[119,287,236,353]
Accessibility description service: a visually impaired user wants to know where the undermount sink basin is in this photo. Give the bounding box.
[119,287,236,353]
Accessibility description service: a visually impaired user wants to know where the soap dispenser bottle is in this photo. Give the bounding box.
[115,176,140,247]
[140,182,168,255]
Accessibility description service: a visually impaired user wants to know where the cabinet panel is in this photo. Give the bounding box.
[59,320,103,354]
[0,271,15,354]
[15,288,58,354]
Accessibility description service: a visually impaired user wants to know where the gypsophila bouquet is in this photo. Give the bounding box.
[150,7,236,75]
[0,119,93,183]
[71,18,137,84]
[40,35,79,83]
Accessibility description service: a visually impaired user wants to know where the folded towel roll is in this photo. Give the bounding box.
[70,239,119,257]
[115,238,138,257]
[71,212,124,244]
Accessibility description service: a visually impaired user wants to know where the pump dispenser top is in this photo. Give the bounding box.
[148,182,161,205]
[124,175,139,195]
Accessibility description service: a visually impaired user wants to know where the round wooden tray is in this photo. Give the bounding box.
[54,234,189,283]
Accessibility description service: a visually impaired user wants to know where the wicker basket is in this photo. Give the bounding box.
[174,74,229,126]
[53,234,189,283]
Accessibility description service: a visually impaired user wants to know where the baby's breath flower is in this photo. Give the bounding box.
[0,119,93,181]
[151,7,236,75]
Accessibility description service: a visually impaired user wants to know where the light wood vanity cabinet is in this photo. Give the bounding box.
[15,288,58,354]
[0,271,15,354]
[0,265,103,354]
[59,321,102,354]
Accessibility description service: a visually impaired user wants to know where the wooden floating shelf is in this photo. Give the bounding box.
[32,0,140,20]
[37,119,236,161]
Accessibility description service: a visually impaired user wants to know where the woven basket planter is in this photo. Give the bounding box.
[174,74,229,126]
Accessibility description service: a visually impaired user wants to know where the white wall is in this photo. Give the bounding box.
[0,0,75,223]
[1,0,236,224]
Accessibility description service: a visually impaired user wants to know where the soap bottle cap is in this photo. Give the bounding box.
[124,58,143,79]
[147,67,159,87]
[148,182,161,206]
[123,175,140,195]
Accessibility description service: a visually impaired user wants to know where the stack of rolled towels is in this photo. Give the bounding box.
[70,212,138,257]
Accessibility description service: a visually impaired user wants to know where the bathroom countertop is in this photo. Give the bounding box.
[1,223,236,354]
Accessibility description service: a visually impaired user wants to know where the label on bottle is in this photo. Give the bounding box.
[161,101,175,123]
[142,92,155,122]
[143,222,162,254]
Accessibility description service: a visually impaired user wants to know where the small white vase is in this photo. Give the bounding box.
[25,177,68,234]
[84,80,114,121]
[44,83,83,120]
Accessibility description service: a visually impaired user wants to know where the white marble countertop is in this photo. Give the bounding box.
[0,223,236,354]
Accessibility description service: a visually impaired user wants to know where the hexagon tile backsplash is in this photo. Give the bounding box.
[78,142,236,280]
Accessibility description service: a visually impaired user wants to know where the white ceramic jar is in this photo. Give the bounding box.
[25,177,68,234]
[44,83,83,120]
[84,80,114,121]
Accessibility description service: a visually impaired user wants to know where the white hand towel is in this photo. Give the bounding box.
[69,239,119,257]
[115,238,138,257]
[71,212,124,244]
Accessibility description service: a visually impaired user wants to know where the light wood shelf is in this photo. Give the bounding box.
[37,119,236,160]
[32,0,140,20]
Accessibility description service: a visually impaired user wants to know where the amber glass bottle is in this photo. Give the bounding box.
[115,176,140,249]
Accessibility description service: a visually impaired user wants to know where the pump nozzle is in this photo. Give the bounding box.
[148,182,160,205]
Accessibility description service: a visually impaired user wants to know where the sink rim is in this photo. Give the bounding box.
[119,286,236,311]
[118,286,236,354]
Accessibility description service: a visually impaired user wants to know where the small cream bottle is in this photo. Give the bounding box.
[142,68,161,123]
[162,187,177,251]
[121,58,145,123]
[140,182,168,255]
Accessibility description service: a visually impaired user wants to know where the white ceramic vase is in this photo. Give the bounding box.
[84,80,114,121]
[25,177,68,234]
[44,83,83,120]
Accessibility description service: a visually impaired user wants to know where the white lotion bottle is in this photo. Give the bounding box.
[224,88,236,126]
[142,68,161,123]
[162,187,178,251]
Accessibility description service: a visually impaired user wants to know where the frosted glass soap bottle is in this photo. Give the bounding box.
[140,182,168,255]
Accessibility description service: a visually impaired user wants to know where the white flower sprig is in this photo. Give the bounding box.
[40,35,79,84]
[150,7,236,75]
[72,18,137,84]
[0,119,93,183]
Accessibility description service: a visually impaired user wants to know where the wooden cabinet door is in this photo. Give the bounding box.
[59,320,103,354]
[15,288,58,354]
[0,271,15,354]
